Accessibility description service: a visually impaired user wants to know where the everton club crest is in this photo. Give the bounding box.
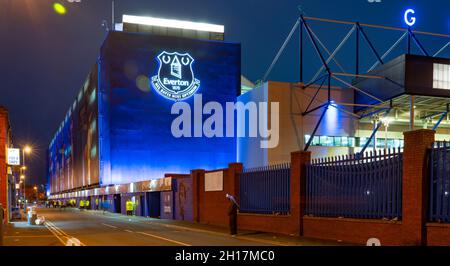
[151,51,201,101]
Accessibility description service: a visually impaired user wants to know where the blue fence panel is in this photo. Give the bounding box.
[429,141,450,223]
[306,148,403,219]
[239,163,291,215]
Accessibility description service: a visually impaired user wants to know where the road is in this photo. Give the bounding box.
[4,208,278,246]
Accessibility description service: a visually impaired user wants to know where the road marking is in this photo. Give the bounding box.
[66,237,82,246]
[44,222,67,246]
[124,229,134,233]
[137,232,191,246]
[101,223,118,229]
[147,223,288,246]
[45,220,86,246]
[4,235,57,238]
[83,209,287,246]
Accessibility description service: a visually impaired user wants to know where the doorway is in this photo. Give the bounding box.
[146,192,161,218]
[113,194,121,214]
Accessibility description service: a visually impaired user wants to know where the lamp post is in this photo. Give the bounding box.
[381,118,391,150]
[33,186,38,203]
[22,146,32,209]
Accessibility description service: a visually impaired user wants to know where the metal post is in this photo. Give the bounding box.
[359,120,382,156]
[301,16,331,74]
[384,123,388,150]
[357,23,383,65]
[304,104,329,151]
[327,74,331,102]
[112,0,115,31]
[407,28,411,55]
[22,150,26,210]
[434,42,450,57]
[263,19,301,82]
[410,95,415,130]
[356,25,359,75]
[433,104,450,131]
[373,119,377,152]
[300,21,304,83]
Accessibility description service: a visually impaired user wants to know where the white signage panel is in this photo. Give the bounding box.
[205,171,223,192]
[7,148,21,166]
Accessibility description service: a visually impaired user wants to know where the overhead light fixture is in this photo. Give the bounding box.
[122,15,225,33]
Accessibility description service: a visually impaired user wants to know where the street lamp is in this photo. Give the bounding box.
[34,186,38,203]
[22,145,32,208]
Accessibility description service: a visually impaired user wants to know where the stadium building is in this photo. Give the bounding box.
[48,14,450,219]
[48,15,240,216]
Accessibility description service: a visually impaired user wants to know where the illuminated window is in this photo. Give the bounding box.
[304,135,403,149]
[341,137,348,146]
[312,136,320,146]
[348,137,355,147]
[305,135,311,143]
[433,63,450,90]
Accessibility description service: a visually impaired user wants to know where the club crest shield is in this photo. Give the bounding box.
[151,51,200,101]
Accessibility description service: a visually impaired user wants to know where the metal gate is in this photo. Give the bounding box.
[429,141,450,222]
[239,163,291,215]
[306,149,403,219]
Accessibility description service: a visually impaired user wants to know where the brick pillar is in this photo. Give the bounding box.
[191,169,205,223]
[0,108,8,224]
[228,163,243,198]
[402,129,435,245]
[291,151,311,236]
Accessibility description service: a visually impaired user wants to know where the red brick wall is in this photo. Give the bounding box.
[426,223,450,246]
[0,107,8,223]
[184,130,450,246]
[193,163,242,227]
[238,214,296,235]
[303,217,403,245]
[402,129,435,245]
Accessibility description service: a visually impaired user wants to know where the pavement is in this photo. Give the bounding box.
[2,208,348,246]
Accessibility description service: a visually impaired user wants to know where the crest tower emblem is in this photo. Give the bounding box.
[151,51,200,101]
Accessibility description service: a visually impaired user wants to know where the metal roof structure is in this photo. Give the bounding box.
[262,13,450,153]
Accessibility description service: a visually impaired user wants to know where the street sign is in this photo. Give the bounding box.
[7,148,20,165]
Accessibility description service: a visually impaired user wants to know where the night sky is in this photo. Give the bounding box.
[1,0,449,186]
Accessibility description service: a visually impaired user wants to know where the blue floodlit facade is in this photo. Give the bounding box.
[48,31,240,194]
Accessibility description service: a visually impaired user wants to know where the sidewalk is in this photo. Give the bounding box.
[84,209,351,246]
[2,221,61,246]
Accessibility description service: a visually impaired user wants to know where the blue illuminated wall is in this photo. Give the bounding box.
[98,32,240,186]
[48,66,100,194]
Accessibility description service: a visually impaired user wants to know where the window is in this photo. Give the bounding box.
[304,135,403,149]
[334,137,342,147]
[348,137,355,147]
[341,137,349,146]
[433,63,450,90]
